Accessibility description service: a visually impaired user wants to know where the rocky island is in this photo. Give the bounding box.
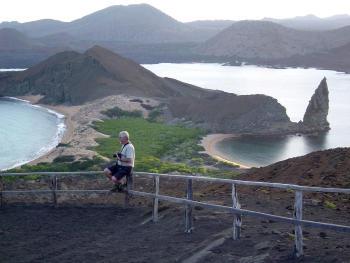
[0,45,329,134]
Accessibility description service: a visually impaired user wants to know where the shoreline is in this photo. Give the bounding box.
[17,95,77,144]
[15,95,80,165]
[201,134,251,169]
[0,95,75,171]
[8,94,157,169]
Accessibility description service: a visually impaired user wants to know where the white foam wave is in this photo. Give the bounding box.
[30,104,65,119]
[0,68,26,72]
[4,96,66,119]
[3,96,30,103]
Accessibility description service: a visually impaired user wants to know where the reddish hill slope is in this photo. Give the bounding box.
[245,147,350,188]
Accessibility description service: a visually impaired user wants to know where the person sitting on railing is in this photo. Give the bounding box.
[103,130,135,192]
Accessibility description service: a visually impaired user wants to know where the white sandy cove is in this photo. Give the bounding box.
[16,95,159,165]
[201,134,251,169]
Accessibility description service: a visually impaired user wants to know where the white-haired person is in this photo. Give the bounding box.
[104,131,135,192]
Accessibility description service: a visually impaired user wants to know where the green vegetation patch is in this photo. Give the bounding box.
[53,155,75,163]
[101,106,142,118]
[147,108,163,122]
[56,143,71,148]
[93,117,240,177]
[8,156,105,173]
[93,118,204,173]
[3,174,42,183]
[324,200,337,209]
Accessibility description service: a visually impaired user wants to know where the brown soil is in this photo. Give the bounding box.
[245,147,350,188]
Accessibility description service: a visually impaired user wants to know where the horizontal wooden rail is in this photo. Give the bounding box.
[127,190,350,233]
[3,188,349,232]
[2,171,350,194]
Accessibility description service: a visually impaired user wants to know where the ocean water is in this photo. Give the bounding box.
[143,63,350,167]
[0,97,65,171]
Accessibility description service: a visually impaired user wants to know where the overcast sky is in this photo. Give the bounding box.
[1,0,350,23]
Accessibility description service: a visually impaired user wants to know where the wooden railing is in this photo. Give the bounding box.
[1,171,350,258]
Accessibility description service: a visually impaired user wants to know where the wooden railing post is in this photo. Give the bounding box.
[294,190,304,258]
[232,183,242,240]
[153,175,159,222]
[185,178,193,233]
[51,175,58,208]
[0,174,4,208]
[124,174,134,208]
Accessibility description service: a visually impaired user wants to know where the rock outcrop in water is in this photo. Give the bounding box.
[301,77,330,132]
[169,78,331,135]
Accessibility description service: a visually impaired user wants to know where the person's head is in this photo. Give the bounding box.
[119,131,129,144]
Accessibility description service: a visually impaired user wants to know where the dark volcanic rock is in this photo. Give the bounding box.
[302,77,330,132]
[168,91,291,133]
[0,46,185,104]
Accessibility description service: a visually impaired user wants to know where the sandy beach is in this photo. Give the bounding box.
[16,95,84,164]
[15,95,158,166]
[18,95,79,144]
[201,134,251,169]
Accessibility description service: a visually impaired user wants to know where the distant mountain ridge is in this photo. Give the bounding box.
[250,42,350,73]
[3,10,349,41]
[0,4,349,72]
[0,28,42,50]
[0,19,67,38]
[0,28,65,68]
[263,14,350,31]
[0,4,224,67]
[198,21,350,59]
[0,4,218,43]
[186,20,234,29]
[187,14,350,32]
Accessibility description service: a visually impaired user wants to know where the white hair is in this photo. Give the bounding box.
[119,131,129,139]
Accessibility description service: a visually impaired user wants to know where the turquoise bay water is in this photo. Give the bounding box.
[143,63,350,167]
[0,97,65,171]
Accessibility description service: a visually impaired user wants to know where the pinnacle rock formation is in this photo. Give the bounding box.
[302,77,330,131]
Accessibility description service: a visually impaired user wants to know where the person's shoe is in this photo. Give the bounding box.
[110,183,121,193]
[119,183,127,192]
